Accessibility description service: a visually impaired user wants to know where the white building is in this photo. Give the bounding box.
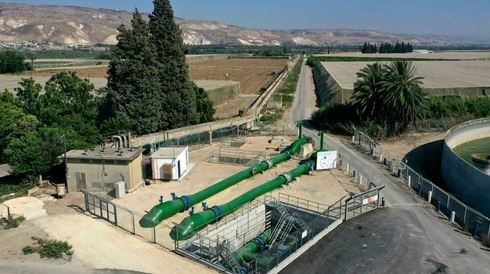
[150,147,189,181]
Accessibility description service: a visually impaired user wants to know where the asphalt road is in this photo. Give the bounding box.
[282,61,490,273]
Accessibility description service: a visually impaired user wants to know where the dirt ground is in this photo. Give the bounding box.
[0,135,353,274]
[0,131,448,273]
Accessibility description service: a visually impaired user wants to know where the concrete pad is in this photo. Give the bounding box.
[2,197,47,220]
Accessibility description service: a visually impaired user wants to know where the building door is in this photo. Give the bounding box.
[177,160,181,178]
[76,172,87,190]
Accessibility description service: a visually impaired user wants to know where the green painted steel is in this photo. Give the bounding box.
[139,138,307,228]
[170,156,316,240]
[233,228,272,264]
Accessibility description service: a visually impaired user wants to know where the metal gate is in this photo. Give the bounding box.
[81,190,117,225]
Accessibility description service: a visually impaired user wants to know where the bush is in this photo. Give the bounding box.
[22,246,37,255]
[23,237,73,259]
[1,216,26,229]
[311,103,359,135]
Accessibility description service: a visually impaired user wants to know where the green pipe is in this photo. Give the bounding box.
[170,156,316,240]
[318,131,324,150]
[139,138,307,228]
[233,228,272,265]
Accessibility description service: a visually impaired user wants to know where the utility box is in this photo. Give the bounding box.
[150,146,189,181]
[56,184,66,198]
[114,181,126,198]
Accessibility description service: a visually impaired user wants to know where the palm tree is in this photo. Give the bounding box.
[351,62,385,120]
[381,60,427,130]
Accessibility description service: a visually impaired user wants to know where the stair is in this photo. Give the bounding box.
[268,201,311,247]
[217,238,243,273]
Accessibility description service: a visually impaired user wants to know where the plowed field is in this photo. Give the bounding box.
[188,58,289,94]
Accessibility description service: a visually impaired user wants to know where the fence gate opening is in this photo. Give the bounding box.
[81,190,117,225]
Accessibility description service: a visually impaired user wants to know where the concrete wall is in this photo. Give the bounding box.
[67,157,143,193]
[441,118,490,217]
[203,204,266,252]
[193,80,240,106]
[312,65,348,105]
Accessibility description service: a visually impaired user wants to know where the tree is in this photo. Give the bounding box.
[0,101,38,163]
[39,72,99,146]
[381,60,427,131]
[14,78,43,117]
[193,83,215,123]
[0,51,29,74]
[5,127,79,180]
[149,0,198,128]
[106,9,162,134]
[351,60,426,135]
[351,62,385,120]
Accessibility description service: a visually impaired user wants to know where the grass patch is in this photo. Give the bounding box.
[1,216,26,229]
[23,237,73,259]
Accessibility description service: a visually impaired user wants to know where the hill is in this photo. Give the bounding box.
[0,3,486,47]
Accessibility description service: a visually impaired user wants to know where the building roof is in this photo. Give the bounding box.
[151,146,187,158]
[0,164,12,178]
[66,147,144,162]
[320,60,490,90]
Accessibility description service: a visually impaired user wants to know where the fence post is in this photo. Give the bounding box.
[408,176,411,188]
[132,212,135,234]
[450,211,455,222]
[114,206,118,226]
[427,191,432,203]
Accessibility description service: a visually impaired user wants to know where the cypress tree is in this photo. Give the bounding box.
[149,0,198,129]
[106,9,162,134]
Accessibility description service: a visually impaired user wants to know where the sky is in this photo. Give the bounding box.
[6,0,490,39]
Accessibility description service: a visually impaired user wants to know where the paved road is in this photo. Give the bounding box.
[282,62,490,273]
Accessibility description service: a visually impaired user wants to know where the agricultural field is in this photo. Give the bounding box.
[19,58,289,96]
[188,58,289,94]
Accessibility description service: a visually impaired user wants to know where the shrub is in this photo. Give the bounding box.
[22,237,73,259]
[22,246,37,255]
[1,216,26,229]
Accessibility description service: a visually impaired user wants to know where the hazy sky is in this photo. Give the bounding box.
[7,0,490,39]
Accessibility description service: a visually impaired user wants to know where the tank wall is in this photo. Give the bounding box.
[441,118,490,218]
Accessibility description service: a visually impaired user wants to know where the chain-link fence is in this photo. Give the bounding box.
[353,128,490,239]
[401,162,490,238]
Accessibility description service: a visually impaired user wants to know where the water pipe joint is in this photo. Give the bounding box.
[280,172,293,184]
[211,206,223,222]
[286,150,293,159]
[180,195,191,211]
[252,237,266,253]
[305,162,314,171]
[171,192,177,200]
[264,159,274,169]
[202,201,208,210]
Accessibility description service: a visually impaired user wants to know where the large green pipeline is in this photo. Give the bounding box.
[170,156,316,240]
[139,138,307,228]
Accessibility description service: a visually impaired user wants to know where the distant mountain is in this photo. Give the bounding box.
[0,3,486,47]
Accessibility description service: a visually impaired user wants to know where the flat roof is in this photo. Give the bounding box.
[0,164,12,178]
[151,147,187,158]
[320,60,490,90]
[66,147,143,162]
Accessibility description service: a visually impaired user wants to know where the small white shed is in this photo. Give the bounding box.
[150,146,189,180]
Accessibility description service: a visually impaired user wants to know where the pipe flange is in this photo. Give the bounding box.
[211,206,223,222]
[306,162,314,171]
[252,237,265,253]
[286,150,293,159]
[180,196,191,211]
[280,172,292,183]
[264,159,273,169]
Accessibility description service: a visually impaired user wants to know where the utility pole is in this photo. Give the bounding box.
[61,135,69,193]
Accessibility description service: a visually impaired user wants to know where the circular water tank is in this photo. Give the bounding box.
[441,118,490,217]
